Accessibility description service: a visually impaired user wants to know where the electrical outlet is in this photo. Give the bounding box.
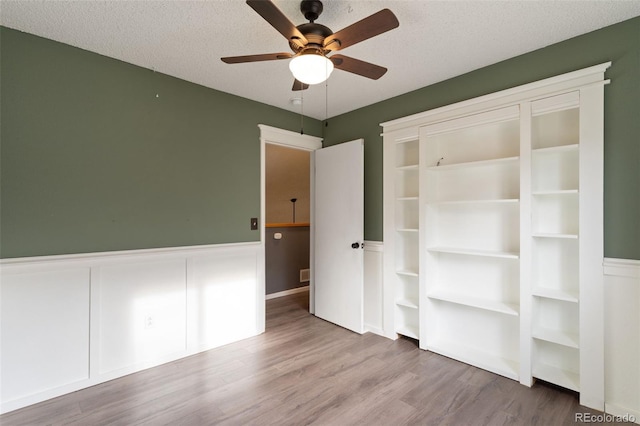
[251,217,258,230]
[144,315,154,329]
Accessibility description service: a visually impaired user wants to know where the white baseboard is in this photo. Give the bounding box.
[364,325,386,337]
[266,285,309,300]
[605,403,640,424]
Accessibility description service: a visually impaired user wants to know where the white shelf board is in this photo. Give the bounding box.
[427,198,519,206]
[532,144,579,154]
[532,326,579,349]
[396,228,419,233]
[532,286,579,303]
[396,298,419,309]
[427,246,519,259]
[533,363,580,392]
[397,325,419,339]
[397,196,419,201]
[396,270,419,277]
[532,233,578,239]
[532,189,578,196]
[427,156,519,171]
[396,164,419,171]
[427,340,519,381]
[428,289,519,316]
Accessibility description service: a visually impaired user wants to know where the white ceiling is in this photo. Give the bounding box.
[2,0,639,120]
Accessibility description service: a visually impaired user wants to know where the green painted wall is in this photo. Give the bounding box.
[0,27,322,258]
[323,17,640,261]
[3,17,639,260]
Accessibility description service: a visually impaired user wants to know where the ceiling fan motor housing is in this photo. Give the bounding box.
[290,1,333,54]
[290,22,333,53]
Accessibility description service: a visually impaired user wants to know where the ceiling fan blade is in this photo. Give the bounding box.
[221,52,292,64]
[246,0,308,47]
[292,79,309,91]
[323,9,399,51]
[330,54,387,80]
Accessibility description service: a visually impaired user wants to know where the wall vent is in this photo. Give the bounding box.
[300,268,310,283]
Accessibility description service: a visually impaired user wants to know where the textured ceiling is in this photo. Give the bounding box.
[2,0,639,120]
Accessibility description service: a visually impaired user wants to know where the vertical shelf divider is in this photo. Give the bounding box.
[577,83,606,410]
[519,101,533,386]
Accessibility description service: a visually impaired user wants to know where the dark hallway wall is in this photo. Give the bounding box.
[265,226,310,295]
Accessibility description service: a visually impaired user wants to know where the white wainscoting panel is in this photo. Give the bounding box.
[0,242,262,414]
[187,249,258,351]
[1,268,90,404]
[604,258,640,423]
[364,241,384,336]
[96,259,188,376]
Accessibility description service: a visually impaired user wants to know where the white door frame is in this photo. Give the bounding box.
[258,124,322,332]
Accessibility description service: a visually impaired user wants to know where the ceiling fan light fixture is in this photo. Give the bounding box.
[289,51,334,85]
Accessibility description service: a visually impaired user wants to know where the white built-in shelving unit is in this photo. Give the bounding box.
[529,93,583,393]
[388,134,421,340]
[382,62,609,411]
[421,106,522,381]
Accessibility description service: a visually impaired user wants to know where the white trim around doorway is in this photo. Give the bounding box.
[258,124,323,327]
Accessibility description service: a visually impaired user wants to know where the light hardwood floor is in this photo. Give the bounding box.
[1,291,619,425]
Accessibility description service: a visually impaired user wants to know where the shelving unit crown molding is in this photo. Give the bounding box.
[380,62,610,134]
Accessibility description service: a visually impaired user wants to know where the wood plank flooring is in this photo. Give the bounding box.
[1,291,619,425]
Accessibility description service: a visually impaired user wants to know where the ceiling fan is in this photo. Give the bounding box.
[221,0,399,91]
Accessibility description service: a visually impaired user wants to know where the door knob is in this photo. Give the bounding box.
[351,242,360,249]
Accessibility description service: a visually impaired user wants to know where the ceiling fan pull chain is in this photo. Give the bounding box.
[300,88,304,135]
[325,68,329,125]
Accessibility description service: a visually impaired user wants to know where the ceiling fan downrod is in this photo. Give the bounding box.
[300,0,323,23]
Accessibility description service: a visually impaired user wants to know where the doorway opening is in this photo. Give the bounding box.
[258,124,322,331]
[264,144,311,305]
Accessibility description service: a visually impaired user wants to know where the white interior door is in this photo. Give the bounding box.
[313,139,364,334]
